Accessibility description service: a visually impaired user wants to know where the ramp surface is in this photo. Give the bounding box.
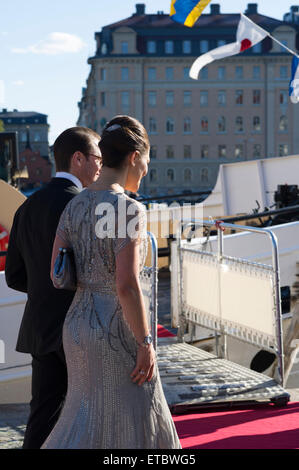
[158,340,289,412]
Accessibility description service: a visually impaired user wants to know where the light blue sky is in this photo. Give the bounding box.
[0,1,297,145]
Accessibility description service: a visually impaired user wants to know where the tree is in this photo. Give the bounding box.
[0,119,4,132]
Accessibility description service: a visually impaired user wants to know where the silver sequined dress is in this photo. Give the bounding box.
[41,189,181,449]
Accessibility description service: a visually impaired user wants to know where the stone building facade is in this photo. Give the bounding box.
[0,109,53,187]
[77,3,299,196]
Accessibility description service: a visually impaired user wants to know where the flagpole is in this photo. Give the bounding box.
[242,14,299,58]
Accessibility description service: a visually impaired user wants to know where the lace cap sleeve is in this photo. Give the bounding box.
[56,203,71,246]
[113,198,147,256]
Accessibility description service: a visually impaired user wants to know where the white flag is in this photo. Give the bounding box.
[190,14,268,80]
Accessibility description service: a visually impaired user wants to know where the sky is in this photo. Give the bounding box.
[0,0,297,145]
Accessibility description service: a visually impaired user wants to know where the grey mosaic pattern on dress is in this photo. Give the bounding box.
[41,189,181,449]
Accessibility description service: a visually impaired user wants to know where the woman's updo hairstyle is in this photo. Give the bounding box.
[99,115,150,169]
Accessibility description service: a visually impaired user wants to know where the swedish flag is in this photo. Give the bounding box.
[170,0,212,27]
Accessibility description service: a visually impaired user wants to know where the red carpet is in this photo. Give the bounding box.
[172,403,299,449]
[157,324,176,338]
[157,324,299,449]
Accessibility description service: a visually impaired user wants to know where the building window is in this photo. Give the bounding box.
[235,66,243,79]
[183,117,192,134]
[184,145,191,159]
[121,67,129,81]
[166,145,174,159]
[235,116,244,133]
[201,167,209,183]
[201,145,209,159]
[253,116,261,132]
[184,168,192,182]
[183,40,191,54]
[279,144,288,156]
[121,91,130,109]
[218,66,226,80]
[183,91,191,106]
[218,145,227,158]
[200,91,208,106]
[121,41,128,54]
[148,67,156,80]
[166,67,174,80]
[279,115,288,132]
[20,131,27,142]
[150,168,158,182]
[253,66,261,79]
[253,144,262,158]
[200,40,209,53]
[280,90,288,105]
[253,90,261,105]
[235,144,244,159]
[149,117,157,134]
[165,41,174,54]
[201,116,209,133]
[280,40,288,53]
[167,168,175,182]
[200,67,208,79]
[101,92,106,107]
[147,41,156,54]
[150,145,157,159]
[166,118,175,134]
[183,67,190,79]
[235,90,243,105]
[217,116,226,133]
[217,40,226,47]
[252,43,262,53]
[148,91,157,107]
[100,68,106,80]
[166,91,174,106]
[280,66,288,79]
[36,168,42,176]
[218,90,226,106]
[33,132,40,142]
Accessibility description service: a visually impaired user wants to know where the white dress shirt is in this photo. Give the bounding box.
[55,172,83,191]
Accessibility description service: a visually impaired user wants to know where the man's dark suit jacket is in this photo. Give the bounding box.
[5,178,80,355]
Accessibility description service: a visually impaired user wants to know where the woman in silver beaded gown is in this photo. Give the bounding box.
[41,116,181,449]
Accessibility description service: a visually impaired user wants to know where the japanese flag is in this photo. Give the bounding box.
[190,14,268,79]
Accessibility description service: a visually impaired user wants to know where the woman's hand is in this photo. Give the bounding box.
[130,344,156,386]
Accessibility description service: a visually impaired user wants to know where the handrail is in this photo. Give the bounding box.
[176,219,285,387]
[147,231,158,351]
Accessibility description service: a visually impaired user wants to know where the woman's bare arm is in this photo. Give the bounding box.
[115,239,156,385]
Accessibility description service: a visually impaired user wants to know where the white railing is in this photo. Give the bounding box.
[173,220,285,387]
[140,232,158,350]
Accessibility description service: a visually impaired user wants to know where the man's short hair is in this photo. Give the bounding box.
[54,127,100,172]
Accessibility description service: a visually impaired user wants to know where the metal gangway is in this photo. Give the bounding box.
[157,220,290,412]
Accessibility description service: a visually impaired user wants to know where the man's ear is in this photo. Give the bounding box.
[71,151,84,168]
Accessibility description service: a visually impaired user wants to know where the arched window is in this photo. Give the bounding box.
[217,116,226,133]
[149,117,157,133]
[166,117,174,134]
[183,117,191,134]
[201,116,208,133]
[184,168,192,182]
[166,168,175,182]
[279,115,288,132]
[149,168,157,182]
[201,167,209,183]
[235,116,243,133]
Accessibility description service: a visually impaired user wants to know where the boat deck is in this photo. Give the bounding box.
[158,338,290,413]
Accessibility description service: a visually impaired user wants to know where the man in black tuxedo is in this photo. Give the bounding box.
[5,127,102,449]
